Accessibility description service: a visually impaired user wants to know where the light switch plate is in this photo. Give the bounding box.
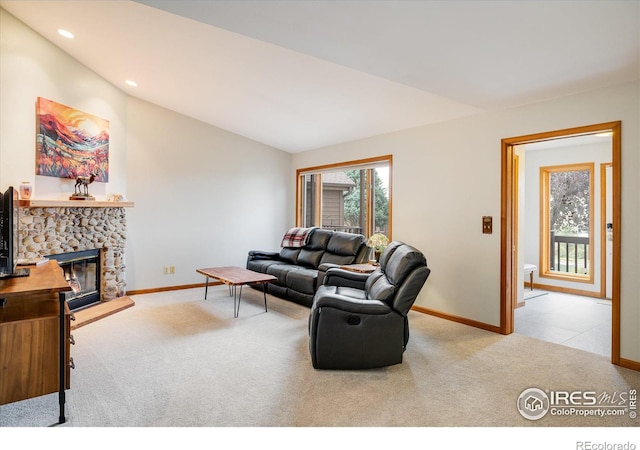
[482,216,492,234]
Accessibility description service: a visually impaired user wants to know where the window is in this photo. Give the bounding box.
[540,163,594,283]
[296,155,391,239]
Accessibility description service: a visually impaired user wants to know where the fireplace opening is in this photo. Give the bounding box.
[48,249,101,311]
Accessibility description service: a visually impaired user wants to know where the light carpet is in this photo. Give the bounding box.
[1,286,638,429]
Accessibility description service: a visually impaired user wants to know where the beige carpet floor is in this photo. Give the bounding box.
[1,286,638,442]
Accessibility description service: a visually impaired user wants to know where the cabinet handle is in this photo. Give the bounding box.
[70,312,76,321]
[69,334,75,345]
[68,357,75,370]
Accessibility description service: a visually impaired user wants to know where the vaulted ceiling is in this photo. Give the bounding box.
[2,1,638,153]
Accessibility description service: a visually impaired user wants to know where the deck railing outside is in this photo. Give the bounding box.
[322,225,363,234]
[550,231,589,274]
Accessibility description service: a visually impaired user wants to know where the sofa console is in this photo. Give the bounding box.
[247,228,370,307]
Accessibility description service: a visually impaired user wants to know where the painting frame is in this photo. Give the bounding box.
[35,97,109,182]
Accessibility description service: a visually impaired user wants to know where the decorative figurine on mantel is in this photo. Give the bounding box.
[70,170,98,200]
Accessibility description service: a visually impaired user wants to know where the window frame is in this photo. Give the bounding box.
[539,162,595,284]
[295,155,392,239]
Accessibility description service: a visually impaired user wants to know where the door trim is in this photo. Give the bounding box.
[600,163,613,299]
[500,122,621,365]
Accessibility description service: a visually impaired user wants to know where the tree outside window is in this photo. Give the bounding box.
[343,169,389,235]
[549,169,590,235]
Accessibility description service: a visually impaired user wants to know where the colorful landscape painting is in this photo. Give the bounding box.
[35,97,109,181]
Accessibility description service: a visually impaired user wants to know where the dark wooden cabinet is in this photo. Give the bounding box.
[0,261,72,411]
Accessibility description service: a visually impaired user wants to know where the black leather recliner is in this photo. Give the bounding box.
[308,241,431,369]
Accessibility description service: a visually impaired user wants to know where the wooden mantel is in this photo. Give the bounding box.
[19,199,134,208]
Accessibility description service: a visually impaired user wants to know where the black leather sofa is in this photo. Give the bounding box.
[247,228,369,307]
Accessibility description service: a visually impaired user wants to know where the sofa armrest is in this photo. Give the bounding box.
[323,267,369,289]
[317,263,340,288]
[247,250,281,261]
[314,295,391,315]
[318,262,341,272]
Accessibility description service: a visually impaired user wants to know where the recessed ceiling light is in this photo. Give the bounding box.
[58,29,74,39]
[125,80,138,87]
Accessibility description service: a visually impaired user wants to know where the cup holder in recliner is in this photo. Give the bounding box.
[347,315,361,326]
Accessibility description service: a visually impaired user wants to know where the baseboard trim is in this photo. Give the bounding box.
[618,357,640,372]
[126,282,222,296]
[528,282,604,299]
[411,305,502,334]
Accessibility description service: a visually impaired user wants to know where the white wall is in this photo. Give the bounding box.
[0,8,293,292]
[0,9,127,199]
[292,81,640,363]
[125,97,291,289]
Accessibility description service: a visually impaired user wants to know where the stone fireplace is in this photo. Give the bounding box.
[17,202,131,305]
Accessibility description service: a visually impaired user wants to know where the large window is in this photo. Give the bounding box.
[296,155,391,239]
[540,162,594,283]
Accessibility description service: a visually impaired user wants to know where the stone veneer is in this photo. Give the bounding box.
[17,207,127,300]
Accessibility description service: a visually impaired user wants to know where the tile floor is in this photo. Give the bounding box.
[514,289,612,358]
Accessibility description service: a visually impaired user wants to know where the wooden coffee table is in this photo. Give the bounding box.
[196,266,276,318]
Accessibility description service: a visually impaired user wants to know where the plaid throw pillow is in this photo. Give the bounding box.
[281,227,314,248]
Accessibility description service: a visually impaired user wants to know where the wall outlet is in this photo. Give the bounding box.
[169,266,175,274]
[163,266,169,275]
